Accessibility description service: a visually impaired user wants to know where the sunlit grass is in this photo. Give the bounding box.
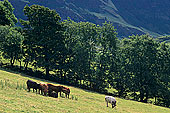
[0,69,170,113]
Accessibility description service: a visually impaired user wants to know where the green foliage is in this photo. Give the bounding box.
[63,19,100,86]
[156,35,170,43]
[0,0,17,26]
[20,5,67,77]
[63,19,118,92]
[0,25,24,66]
[111,34,170,107]
[124,35,159,102]
[95,22,118,91]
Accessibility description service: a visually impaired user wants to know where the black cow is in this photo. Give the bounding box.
[26,80,40,93]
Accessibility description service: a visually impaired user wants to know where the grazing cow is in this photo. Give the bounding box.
[39,82,48,96]
[26,80,39,93]
[60,86,70,98]
[49,91,58,98]
[105,96,116,108]
[47,83,62,97]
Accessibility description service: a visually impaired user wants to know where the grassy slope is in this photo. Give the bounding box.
[0,69,170,113]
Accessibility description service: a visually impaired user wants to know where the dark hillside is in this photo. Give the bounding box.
[113,0,170,35]
[8,0,170,37]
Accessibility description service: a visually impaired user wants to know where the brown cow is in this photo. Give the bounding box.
[47,83,62,97]
[60,86,70,98]
[26,80,39,93]
[39,82,48,96]
[49,91,58,98]
[62,88,70,98]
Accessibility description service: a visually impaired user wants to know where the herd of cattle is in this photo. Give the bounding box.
[26,80,116,108]
[26,80,70,98]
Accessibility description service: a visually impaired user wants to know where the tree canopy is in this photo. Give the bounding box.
[0,0,17,26]
[20,5,67,77]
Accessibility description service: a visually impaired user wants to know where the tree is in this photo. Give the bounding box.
[63,19,99,87]
[0,26,24,66]
[155,42,170,107]
[20,5,67,77]
[95,22,118,92]
[122,34,159,102]
[64,19,119,92]
[0,0,17,26]
[111,41,133,98]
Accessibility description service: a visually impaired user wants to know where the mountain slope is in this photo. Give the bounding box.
[1,69,170,112]
[8,0,170,37]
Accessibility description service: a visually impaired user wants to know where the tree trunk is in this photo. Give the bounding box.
[10,58,15,67]
[46,67,50,78]
[140,91,144,102]
[19,60,22,70]
[63,72,66,83]
[155,96,157,104]
[144,92,149,103]
[80,80,82,86]
[24,61,28,70]
[60,69,63,82]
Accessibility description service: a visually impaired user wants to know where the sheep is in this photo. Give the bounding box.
[105,96,116,108]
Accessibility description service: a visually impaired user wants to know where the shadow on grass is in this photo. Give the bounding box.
[0,65,115,98]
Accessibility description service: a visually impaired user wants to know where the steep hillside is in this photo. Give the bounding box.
[1,69,170,112]
[8,0,170,37]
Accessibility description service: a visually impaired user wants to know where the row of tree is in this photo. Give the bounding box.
[0,0,170,107]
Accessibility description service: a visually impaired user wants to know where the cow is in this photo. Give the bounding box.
[59,86,70,98]
[26,80,39,93]
[47,83,62,97]
[39,82,48,96]
[105,96,116,108]
[49,91,58,98]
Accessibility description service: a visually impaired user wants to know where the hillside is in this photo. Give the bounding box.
[8,0,170,37]
[0,69,170,112]
[156,35,170,43]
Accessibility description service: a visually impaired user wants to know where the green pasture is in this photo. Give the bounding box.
[0,69,170,113]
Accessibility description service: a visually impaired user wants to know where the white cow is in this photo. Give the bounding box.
[105,96,116,108]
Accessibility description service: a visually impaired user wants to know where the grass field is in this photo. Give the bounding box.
[0,69,170,113]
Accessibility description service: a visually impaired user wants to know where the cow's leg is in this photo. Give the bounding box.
[27,87,30,92]
[114,101,116,107]
[106,102,108,107]
[56,92,58,98]
[48,90,52,96]
[41,89,43,95]
[42,90,45,96]
[44,90,48,96]
[60,91,61,97]
[39,89,41,94]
